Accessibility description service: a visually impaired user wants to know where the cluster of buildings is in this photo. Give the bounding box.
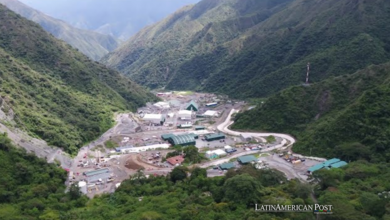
[307,158,348,174]
[142,99,221,126]
[214,155,258,171]
[206,146,236,159]
[206,149,227,159]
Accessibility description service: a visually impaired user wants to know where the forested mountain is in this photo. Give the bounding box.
[0,4,156,155]
[103,0,390,99]
[19,0,200,40]
[233,62,390,162]
[0,0,120,60]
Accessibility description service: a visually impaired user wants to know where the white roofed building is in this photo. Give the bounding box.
[178,110,192,120]
[142,114,165,125]
[117,144,170,153]
[203,110,219,117]
[205,149,227,159]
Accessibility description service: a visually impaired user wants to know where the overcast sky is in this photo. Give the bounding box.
[19,0,201,39]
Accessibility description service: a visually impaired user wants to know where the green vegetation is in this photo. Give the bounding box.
[103,0,390,99]
[104,140,118,149]
[165,146,204,164]
[0,0,120,60]
[0,5,157,155]
[0,133,87,219]
[65,165,315,219]
[265,135,276,144]
[2,131,390,219]
[234,62,390,162]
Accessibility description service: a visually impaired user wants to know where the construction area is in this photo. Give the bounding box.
[67,91,330,197]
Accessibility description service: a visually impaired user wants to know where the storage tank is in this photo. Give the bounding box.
[78,181,87,194]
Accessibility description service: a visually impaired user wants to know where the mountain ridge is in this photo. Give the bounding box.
[233,61,390,162]
[103,0,390,99]
[0,4,156,154]
[0,0,120,60]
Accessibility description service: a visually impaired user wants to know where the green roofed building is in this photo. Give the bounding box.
[168,134,196,146]
[186,100,198,111]
[205,133,225,141]
[195,126,205,130]
[330,161,348,168]
[308,164,325,173]
[219,162,235,170]
[237,155,257,164]
[161,133,175,141]
[322,158,340,167]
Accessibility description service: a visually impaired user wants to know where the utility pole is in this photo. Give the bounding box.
[306,62,310,84]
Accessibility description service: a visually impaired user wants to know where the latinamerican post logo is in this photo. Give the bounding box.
[255,204,333,215]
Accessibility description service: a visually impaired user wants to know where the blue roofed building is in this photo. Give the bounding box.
[308,158,348,174]
[322,158,340,167]
[330,161,348,168]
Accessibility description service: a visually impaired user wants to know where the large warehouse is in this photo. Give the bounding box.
[168,134,196,146]
[205,133,226,141]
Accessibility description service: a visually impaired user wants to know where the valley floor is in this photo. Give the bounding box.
[60,92,329,197]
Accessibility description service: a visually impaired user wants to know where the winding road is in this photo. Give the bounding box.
[200,109,326,181]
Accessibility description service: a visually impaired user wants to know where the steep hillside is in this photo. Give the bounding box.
[233,62,390,162]
[0,133,84,219]
[0,5,156,154]
[0,0,120,60]
[103,0,390,99]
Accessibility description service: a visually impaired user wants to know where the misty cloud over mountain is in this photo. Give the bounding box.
[20,0,200,40]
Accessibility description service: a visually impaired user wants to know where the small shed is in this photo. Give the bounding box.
[177,123,192,129]
[195,126,206,131]
[240,134,253,142]
[213,149,227,157]
[206,151,218,159]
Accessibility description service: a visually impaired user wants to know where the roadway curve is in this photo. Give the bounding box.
[205,109,327,181]
[217,109,326,162]
[217,109,295,150]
